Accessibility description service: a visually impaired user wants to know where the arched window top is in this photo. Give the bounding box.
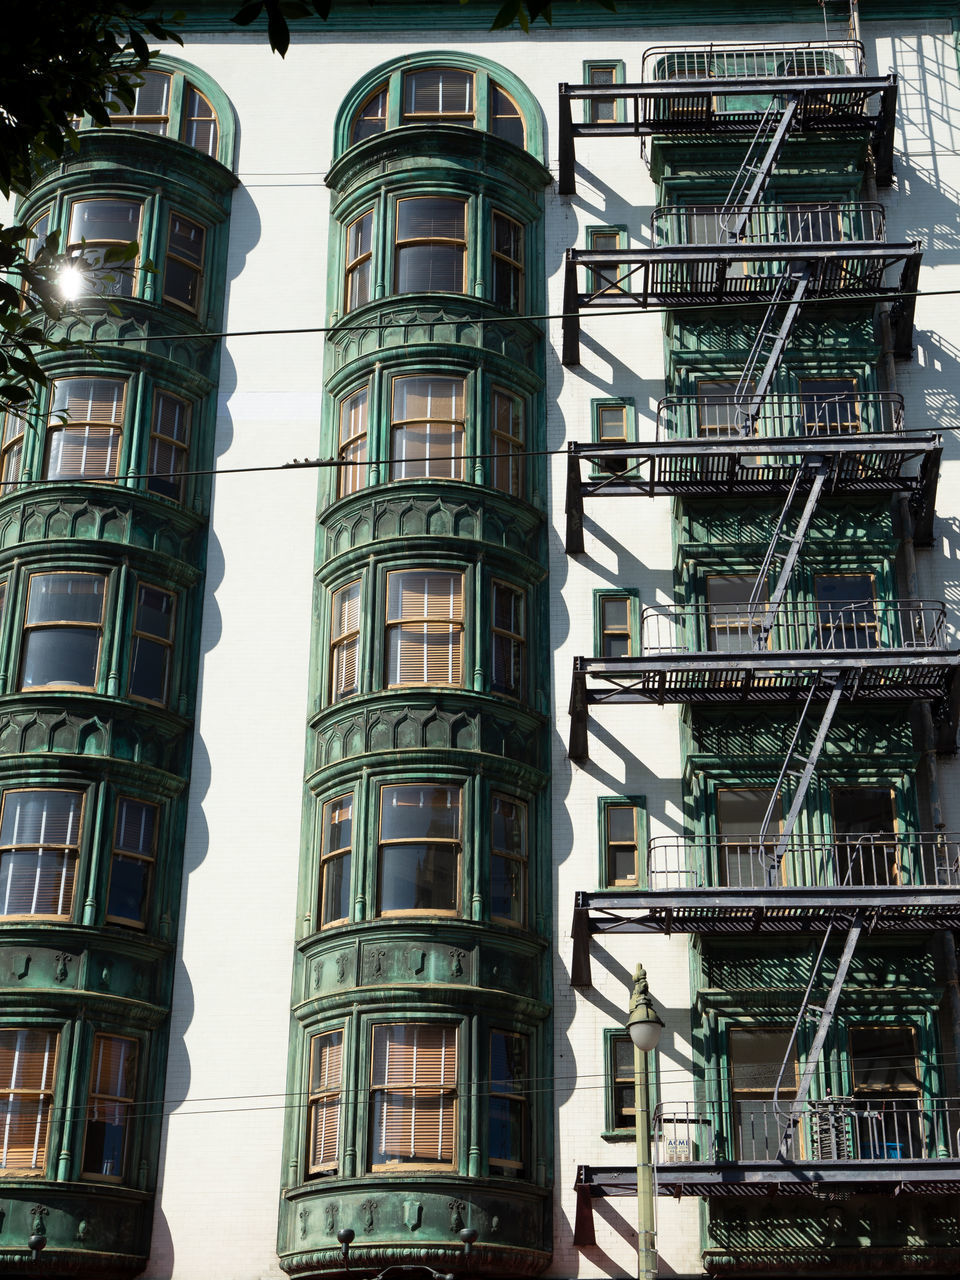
[77,55,236,172]
[336,53,543,162]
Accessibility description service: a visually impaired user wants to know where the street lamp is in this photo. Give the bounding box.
[625,963,664,1280]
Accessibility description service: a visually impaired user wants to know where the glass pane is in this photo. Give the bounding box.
[730,1028,794,1090]
[22,630,100,688]
[492,796,525,854]
[129,636,169,702]
[27,574,104,625]
[183,88,219,157]
[379,843,457,912]
[322,852,352,924]
[404,68,473,117]
[396,245,463,293]
[136,587,174,640]
[602,598,629,630]
[851,1027,919,1090]
[45,426,122,479]
[353,86,388,142]
[490,85,524,147]
[491,854,523,922]
[1,790,81,846]
[107,852,149,923]
[381,785,459,841]
[115,799,155,854]
[607,806,635,842]
[397,198,465,242]
[164,258,200,308]
[69,199,141,245]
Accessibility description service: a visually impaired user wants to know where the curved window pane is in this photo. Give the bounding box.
[490,84,524,147]
[352,85,388,143]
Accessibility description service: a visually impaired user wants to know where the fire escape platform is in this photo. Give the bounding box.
[557,75,899,191]
[565,434,942,553]
[574,1161,960,1218]
[561,243,921,366]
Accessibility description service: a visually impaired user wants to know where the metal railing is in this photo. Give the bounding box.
[654,1096,960,1164]
[638,600,946,656]
[657,391,904,439]
[646,831,960,891]
[642,40,866,82]
[651,202,885,247]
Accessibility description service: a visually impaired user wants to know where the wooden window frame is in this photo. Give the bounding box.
[377,783,461,918]
[330,579,361,704]
[394,196,468,296]
[162,211,206,313]
[337,385,368,498]
[389,374,465,482]
[715,787,784,889]
[0,411,24,492]
[491,388,524,497]
[594,589,640,659]
[489,83,525,147]
[401,68,475,125]
[45,375,126,484]
[813,572,878,652]
[20,570,107,692]
[107,69,172,135]
[491,210,524,313]
[586,225,629,296]
[602,1028,659,1140]
[696,378,754,438]
[106,796,157,928]
[491,580,525,700]
[728,1024,799,1160]
[599,796,647,889]
[384,569,464,689]
[66,197,143,298]
[584,61,625,124]
[147,390,191,503]
[488,1030,528,1176]
[182,85,219,156]
[344,209,374,314]
[0,1027,59,1176]
[705,573,768,652]
[799,377,860,435]
[81,1033,138,1181]
[319,793,352,928]
[369,1021,458,1171]
[308,1028,344,1175]
[491,793,527,927]
[352,83,389,144]
[128,583,176,707]
[0,788,84,920]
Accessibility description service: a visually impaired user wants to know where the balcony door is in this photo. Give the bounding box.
[705,575,768,653]
[800,378,859,434]
[729,1026,797,1159]
[716,788,782,888]
[849,1026,923,1158]
[831,787,897,886]
[814,574,878,651]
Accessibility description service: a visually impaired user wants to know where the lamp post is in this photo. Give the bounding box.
[625,963,664,1280]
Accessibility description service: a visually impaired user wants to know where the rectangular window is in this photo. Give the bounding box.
[585,62,624,124]
[814,574,877,650]
[46,377,125,482]
[147,391,190,503]
[492,581,525,699]
[609,1034,635,1130]
[491,794,527,926]
[330,580,361,702]
[587,227,627,295]
[345,210,373,313]
[82,1034,137,1179]
[385,569,464,687]
[603,1028,658,1139]
[489,1031,528,1176]
[729,1026,797,1160]
[370,1023,457,1169]
[21,209,50,310]
[605,803,639,887]
[163,212,205,312]
[0,1028,58,1174]
[598,594,634,658]
[107,69,171,134]
[129,584,175,705]
[378,784,460,915]
[390,375,464,481]
[107,797,157,926]
[0,411,23,492]
[402,69,474,123]
[308,1029,343,1174]
[320,794,352,927]
[492,389,523,497]
[395,197,467,294]
[800,378,860,435]
[717,788,781,889]
[706,574,767,653]
[492,212,523,312]
[67,198,142,297]
[21,572,106,691]
[338,386,368,497]
[0,789,82,919]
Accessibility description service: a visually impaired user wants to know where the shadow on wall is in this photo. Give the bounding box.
[141,177,261,1280]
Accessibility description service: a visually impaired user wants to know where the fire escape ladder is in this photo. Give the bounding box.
[748,453,831,643]
[775,909,866,1159]
[734,261,814,429]
[720,96,800,242]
